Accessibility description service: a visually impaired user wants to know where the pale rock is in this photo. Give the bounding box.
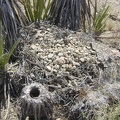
[35,43,39,46]
[56,118,61,120]
[39,37,43,41]
[56,44,61,47]
[80,58,85,62]
[54,57,66,65]
[83,47,87,50]
[90,50,96,55]
[30,73,35,78]
[73,62,79,66]
[75,49,79,53]
[47,28,51,31]
[84,53,89,56]
[58,52,63,56]
[46,66,52,72]
[54,65,60,70]
[48,53,54,59]
[31,44,37,49]
[31,44,43,52]
[86,46,91,49]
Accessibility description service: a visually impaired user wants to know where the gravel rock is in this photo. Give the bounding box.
[46,66,52,71]
[54,57,66,65]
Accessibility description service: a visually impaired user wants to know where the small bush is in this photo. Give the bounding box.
[20,0,54,22]
[93,4,110,36]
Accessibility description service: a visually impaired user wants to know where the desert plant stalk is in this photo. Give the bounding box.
[0,0,26,51]
[20,0,54,22]
[49,0,91,31]
[0,20,20,105]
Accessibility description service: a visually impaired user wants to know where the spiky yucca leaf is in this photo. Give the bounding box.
[21,0,54,22]
[0,20,19,107]
[0,0,25,50]
[49,0,91,31]
[93,4,110,35]
[0,39,20,70]
[0,20,20,70]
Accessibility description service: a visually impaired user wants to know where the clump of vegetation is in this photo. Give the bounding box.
[92,2,110,36]
[49,0,91,31]
[96,102,120,120]
[0,0,110,44]
[0,20,20,119]
[0,0,25,50]
[19,0,54,22]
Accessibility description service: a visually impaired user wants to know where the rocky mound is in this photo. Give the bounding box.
[7,22,120,120]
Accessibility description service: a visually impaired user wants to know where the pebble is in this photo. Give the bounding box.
[75,49,79,53]
[58,52,64,56]
[48,53,54,59]
[80,58,85,62]
[31,44,43,52]
[31,44,37,49]
[30,73,35,78]
[54,57,66,65]
[46,66,52,71]
[86,46,91,49]
[73,62,80,66]
[90,50,96,55]
[54,65,60,70]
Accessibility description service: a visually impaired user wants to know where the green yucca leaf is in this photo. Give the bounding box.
[0,39,20,70]
[43,0,54,20]
[21,0,53,22]
[95,6,109,28]
[26,0,34,22]
[93,4,110,35]
[0,28,20,70]
[24,4,31,21]
[94,6,110,26]
[33,0,37,21]
[37,0,42,20]
[7,39,20,60]
[28,0,34,21]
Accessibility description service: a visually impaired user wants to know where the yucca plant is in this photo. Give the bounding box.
[0,0,26,51]
[49,0,91,31]
[0,20,20,105]
[93,2,110,36]
[19,0,54,22]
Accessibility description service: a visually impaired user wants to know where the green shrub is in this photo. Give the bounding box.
[21,0,54,22]
[93,4,110,35]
